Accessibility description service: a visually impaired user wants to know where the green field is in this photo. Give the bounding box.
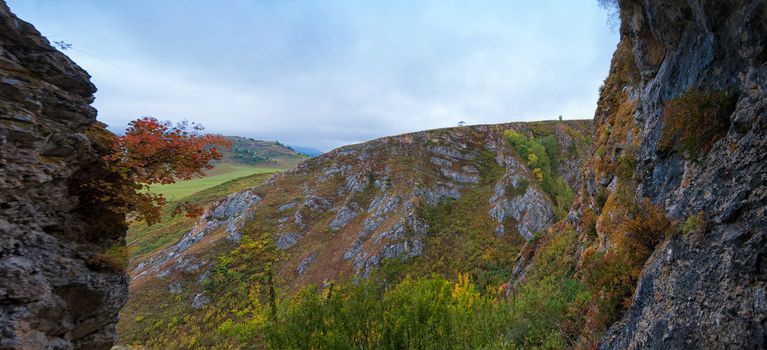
[149,163,281,200]
[129,171,277,261]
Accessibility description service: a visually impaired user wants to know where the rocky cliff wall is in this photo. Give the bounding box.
[577,0,766,348]
[0,2,128,349]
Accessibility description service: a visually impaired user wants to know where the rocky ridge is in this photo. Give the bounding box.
[119,120,591,344]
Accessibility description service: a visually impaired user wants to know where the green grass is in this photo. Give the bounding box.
[149,163,281,200]
[128,171,276,261]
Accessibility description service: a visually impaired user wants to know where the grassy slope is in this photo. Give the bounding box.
[128,171,277,263]
[148,163,281,200]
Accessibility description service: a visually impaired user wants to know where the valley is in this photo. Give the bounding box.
[117,120,593,348]
[1,0,764,349]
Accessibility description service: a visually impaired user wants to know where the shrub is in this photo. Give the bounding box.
[658,89,736,161]
[577,198,670,345]
[264,270,589,350]
[504,130,574,220]
[615,152,636,181]
[680,212,707,236]
[622,199,670,254]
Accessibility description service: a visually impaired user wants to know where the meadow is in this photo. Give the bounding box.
[148,162,282,200]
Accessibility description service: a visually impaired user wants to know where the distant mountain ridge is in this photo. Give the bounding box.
[218,136,307,168]
[288,144,324,157]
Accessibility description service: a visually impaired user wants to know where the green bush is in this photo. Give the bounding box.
[264,269,588,349]
[680,212,706,236]
[504,130,574,220]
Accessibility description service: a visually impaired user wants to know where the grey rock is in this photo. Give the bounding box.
[430,157,453,167]
[322,165,351,178]
[341,173,369,195]
[330,206,358,231]
[296,253,317,275]
[134,191,261,277]
[490,182,554,239]
[420,183,461,205]
[275,232,301,250]
[0,4,128,349]
[439,168,480,183]
[343,237,366,260]
[278,202,296,212]
[461,165,479,173]
[191,293,210,310]
[168,281,182,295]
[594,1,767,348]
[197,271,211,285]
[428,146,475,160]
[294,211,305,229]
[303,195,332,211]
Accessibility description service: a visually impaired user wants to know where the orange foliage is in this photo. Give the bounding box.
[576,197,670,346]
[658,89,735,161]
[101,117,232,224]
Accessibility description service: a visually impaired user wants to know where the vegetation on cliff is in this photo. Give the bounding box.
[658,89,737,161]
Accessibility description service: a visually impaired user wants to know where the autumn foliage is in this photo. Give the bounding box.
[657,89,735,161]
[100,117,232,224]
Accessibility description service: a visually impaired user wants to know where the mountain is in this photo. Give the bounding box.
[288,145,324,157]
[219,136,307,168]
[1,0,765,348]
[117,120,593,347]
[117,0,767,348]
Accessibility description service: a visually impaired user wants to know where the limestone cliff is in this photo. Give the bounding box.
[596,1,767,347]
[0,2,128,349]
[544,0,767,348]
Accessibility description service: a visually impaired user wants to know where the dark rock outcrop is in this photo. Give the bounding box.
[592,0,766,348]
[0,2,128,349]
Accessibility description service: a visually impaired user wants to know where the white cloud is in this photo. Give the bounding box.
[8,0,618,151]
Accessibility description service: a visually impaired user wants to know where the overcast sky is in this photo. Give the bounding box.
[8,0,618,151]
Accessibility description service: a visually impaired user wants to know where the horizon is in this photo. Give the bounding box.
[7,1,618,151]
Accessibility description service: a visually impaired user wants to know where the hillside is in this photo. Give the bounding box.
[146,137,306,200]
[117,120,593,347]
[2,0,765,348]
[219,136,307,168]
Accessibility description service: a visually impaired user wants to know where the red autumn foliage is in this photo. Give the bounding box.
[102,117,232,224]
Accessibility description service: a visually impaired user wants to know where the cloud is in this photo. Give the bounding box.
[8,0,618,151]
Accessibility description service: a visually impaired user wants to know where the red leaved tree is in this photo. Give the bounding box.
[101,117,232,224]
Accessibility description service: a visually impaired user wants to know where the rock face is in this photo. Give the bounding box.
[585,0,767,348]
[0,3,127,349]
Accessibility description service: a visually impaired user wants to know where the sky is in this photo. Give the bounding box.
[7,0,618,151]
